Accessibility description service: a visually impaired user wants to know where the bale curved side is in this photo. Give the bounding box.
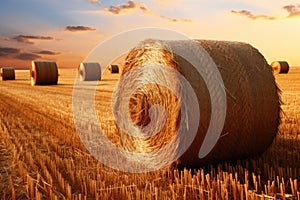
[109,65,119,74]
[185,40,280,166]
[78,62,101,81]
[112,39,280,168]
[31,61,58,86]
[271,61,289,74]
[0,67,15,81]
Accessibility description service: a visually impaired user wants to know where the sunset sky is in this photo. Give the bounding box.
[0,0,299,69]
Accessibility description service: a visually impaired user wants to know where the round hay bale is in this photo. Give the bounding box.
[78,62,101,81]
[0,67,15,80]
[109,64,119,74]
[271,61,289,74]
[31,61,58,86]
[112,39,280,168]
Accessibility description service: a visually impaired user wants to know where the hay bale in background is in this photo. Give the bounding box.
[109,65,119,74]
[31,61,58,86]
[78,62,101,81]
[0,67,15,81]
[271,61,289,74]
[112,39,280,168]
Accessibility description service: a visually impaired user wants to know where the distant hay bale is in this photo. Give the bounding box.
[112,39,280,169]
[271,61,289,74]
[0,67,15,80]
[31,61,58,86]
[78,62,101,81]
[109,65,119,74]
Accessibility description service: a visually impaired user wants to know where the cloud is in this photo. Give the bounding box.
[10,35,54,44]
[0,46,59,61]
[104,1,192,22]
[283,4,300,18]
[0,47,20,57]
[231,4,300,20]
[65,25,96,32]
[159,15,191,22]
[35,50,61,55]
[106,0,137,15]
[15,53,41,60]
[231,10,276,20]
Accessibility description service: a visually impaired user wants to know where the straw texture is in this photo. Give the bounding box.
[31,61,58,86]
[111,39,280,168]
[0,67,15,81]
[78,62,101,81]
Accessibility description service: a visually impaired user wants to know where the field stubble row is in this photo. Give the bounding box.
[0,68,299,199]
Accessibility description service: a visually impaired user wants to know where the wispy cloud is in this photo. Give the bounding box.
[0,46,59,61]
[0,47,21,57]
[231,4,300,20]
[103,1,192,23]
[14,53,41,60]
[8,35,54,44]
[35,50,61,55]
[105,0,139,15]
[65,25,96,32]
[231,10,275,20]
[283,4,300,18]
[159,15,192,22]
[90,0,99,3]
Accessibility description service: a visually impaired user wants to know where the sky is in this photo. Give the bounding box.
[0,0,299,69]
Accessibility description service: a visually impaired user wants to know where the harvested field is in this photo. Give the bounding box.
[0,67,299,199]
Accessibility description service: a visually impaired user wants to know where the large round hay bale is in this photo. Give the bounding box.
[31,61,58,86]
[78,62,101,81]
[0,67,15,80]
[109,65,119,74]
[271,61,289,74]
[112,39,280,168]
